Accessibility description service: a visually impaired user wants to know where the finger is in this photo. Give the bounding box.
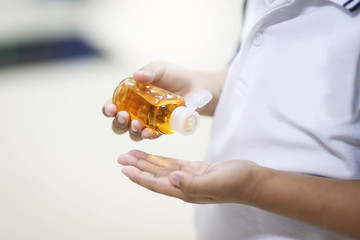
[128,150,195,170]
[102,99,117,117]
[133,61,168,84]
[121,165,185,199]
[169,170,215,199]
[112,111,130,134]
[141,128,161,139]
[127,150,175,169]
[118,153,168,176]
[129,119,145,142]
[132,70,155,83]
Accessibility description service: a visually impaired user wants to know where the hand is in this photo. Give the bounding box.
[118,150,360,238]
[117,150,260,204]
[102,61,227,141]
[102,100,160,141]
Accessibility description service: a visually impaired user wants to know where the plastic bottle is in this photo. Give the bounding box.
[112,77,212,135]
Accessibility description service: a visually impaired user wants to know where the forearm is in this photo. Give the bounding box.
[248,167,360,238]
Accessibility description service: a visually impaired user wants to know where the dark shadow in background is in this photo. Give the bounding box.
[0,36,101,68]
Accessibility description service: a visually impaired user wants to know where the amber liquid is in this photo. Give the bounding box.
[112,78,186,134]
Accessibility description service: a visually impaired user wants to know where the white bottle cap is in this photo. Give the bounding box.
[170,90,213,135]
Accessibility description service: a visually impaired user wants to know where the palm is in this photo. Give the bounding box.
[118,150,257,204]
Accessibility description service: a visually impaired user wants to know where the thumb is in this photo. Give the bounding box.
[169,171,201,195]
[133,61,168,84]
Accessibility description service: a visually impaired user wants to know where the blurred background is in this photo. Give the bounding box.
[0,0,242,239]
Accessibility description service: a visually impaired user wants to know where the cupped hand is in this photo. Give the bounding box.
[117,150,261,204]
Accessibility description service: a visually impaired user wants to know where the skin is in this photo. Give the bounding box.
[103,61,360,239]
[102,61,226,141]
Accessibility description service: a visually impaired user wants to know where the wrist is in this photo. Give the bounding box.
[241,163,272,206]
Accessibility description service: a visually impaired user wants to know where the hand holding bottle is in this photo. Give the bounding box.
[102,61,227,141]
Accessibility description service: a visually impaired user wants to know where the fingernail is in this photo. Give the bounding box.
[117,111,128,125]
[131,121,139,133]
[137,70,154,78]
[170,174,181,188]
[118,153,136,165]
[118,116,126,125]
[104,108,111,116]
[104,104,116,116]
[141,131,150,139]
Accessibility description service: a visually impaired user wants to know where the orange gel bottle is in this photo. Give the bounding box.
[112,77,212,135]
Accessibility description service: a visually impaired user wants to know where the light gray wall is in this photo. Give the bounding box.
[0,1,242,239]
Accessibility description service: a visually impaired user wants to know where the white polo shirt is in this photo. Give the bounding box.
[196,0,360,239]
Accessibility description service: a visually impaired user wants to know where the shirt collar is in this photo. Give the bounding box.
[263,0,360,12]
[328,0,360,12]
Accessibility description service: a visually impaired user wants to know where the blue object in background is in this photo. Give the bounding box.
[0,36,100,67]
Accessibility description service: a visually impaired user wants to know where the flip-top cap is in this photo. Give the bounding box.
[170,106,199,135]
[169,90,212,135]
